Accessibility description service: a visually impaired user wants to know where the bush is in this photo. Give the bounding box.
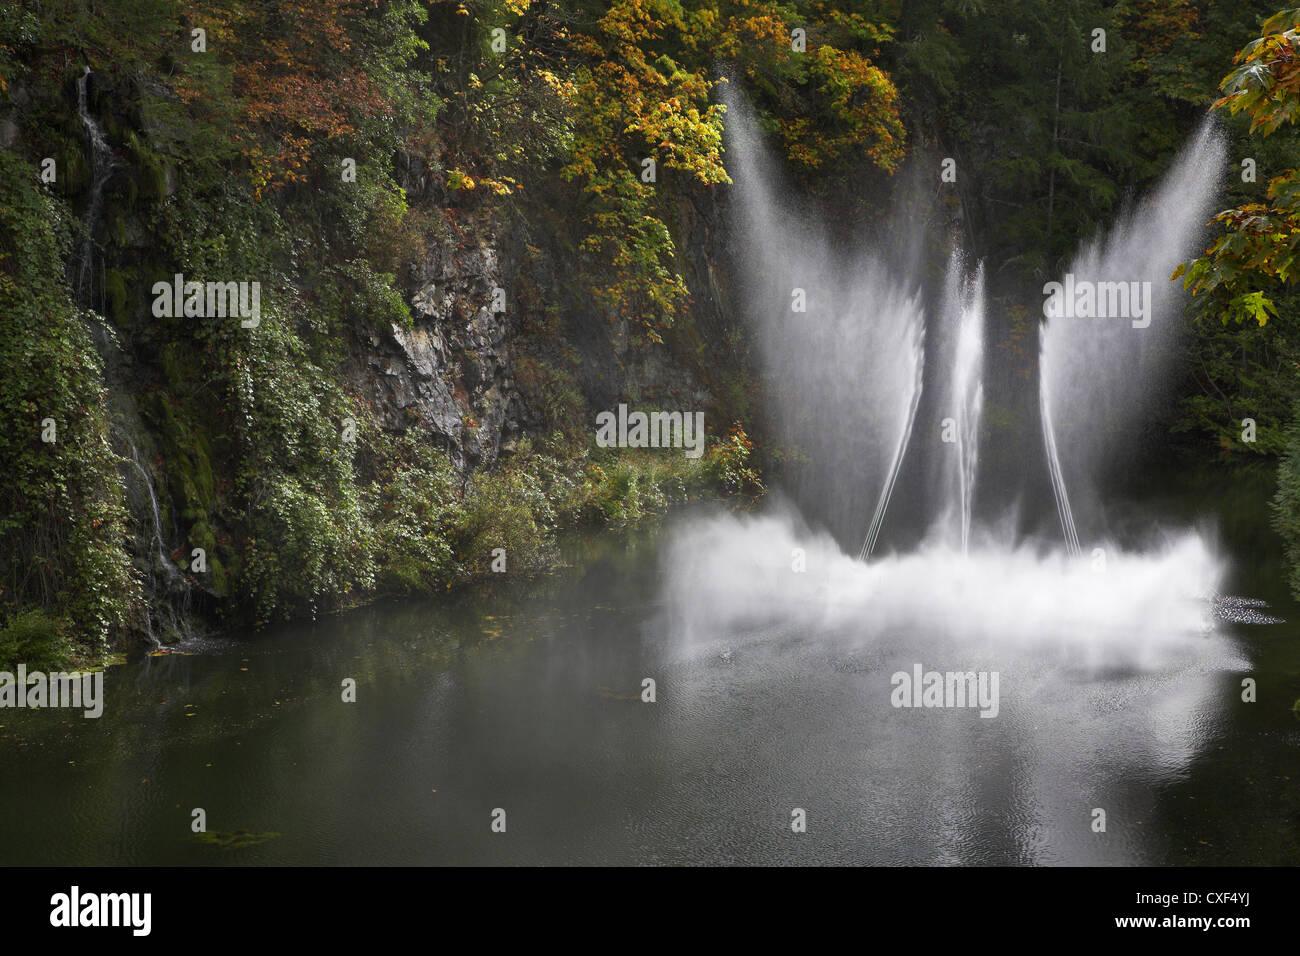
[0,610,77,672]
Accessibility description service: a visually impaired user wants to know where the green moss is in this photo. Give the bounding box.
[514,355,585,440]
[81,652,128,673]
[106,207,128,247]
[207,556,229,597]
[125,131,170,202]
[61,149,88,197]
[152,357,217,521]
[104,269,129,325]
[188,520,216,556]
[187,520,228,594]
[377,556,432,594]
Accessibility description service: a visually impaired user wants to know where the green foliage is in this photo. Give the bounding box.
[450,448,570,577]
[703,421,764,496]
[895,0,1224,281]
[568,422,761,527]
[1177,5,1300,323]
[226,310,378,624]
[133,149,399,626]
[366,431,460,593]
[0,609,76,672]
[1176,289,1300,457]
[1166,4,1300,597]
[0,152,139,654]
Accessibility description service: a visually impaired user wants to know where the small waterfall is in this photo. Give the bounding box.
[71,67,119,309]
[122,437,186,590]
[117,429,191,646]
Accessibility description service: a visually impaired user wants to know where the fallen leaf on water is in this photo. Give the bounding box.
[196,829,282,850]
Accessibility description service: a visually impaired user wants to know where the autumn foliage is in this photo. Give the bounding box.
[177,0,421,193]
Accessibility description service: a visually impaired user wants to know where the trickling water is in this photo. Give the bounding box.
[117,430,189,645]
[124,445,185,591]
[1039,118,1227,548]
[71,67,119,309]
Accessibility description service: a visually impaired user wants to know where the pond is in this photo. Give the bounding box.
[0,466,1296,865]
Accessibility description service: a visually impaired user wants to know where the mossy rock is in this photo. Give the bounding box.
[188,520,217,556]
[62,148,89,196]
[151,378,217,520]
[207,555,229,597]
[105,269,129,325]
[107,207,129,247]
[187,523,229,595]
[158,620,184,646]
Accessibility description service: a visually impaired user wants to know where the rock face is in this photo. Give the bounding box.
[350,233,532,470]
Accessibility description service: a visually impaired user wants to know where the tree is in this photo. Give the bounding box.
[1176,6,1300,325]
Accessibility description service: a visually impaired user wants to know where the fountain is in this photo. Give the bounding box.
[927,253,984,555]
[659,100,1247,864]
[721,87,927,554]
[716,90,1228,570]
[1039,119,1227,548]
